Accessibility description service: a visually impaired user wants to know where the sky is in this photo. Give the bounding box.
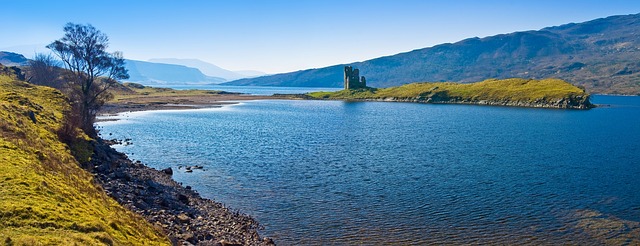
[2,0,640,74]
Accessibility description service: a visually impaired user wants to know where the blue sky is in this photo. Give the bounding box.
[2,0,640,74]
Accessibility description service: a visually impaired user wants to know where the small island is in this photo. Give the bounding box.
[308,67,593,109]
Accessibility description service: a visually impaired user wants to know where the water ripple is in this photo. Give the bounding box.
[98,98,640,245]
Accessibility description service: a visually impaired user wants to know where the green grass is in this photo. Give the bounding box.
[309,78,589,105]
[0,75,169,245]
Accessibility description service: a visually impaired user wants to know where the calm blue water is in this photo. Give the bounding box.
[150,84,340,95]
[97,95,640,245]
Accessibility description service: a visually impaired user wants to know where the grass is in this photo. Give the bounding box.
[0,75,169,245]
[309,78,589,104]
[111,82,232,100]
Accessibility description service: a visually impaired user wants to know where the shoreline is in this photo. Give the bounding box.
[92,93,292,244]
[100,94,294,115]
[331,97,593,109]
[89,138,275,245]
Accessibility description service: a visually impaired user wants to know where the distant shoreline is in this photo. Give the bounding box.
[99,93,296,115]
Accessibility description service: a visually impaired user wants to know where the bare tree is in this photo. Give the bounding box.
[47,23,129,137]
[27,53,63,88]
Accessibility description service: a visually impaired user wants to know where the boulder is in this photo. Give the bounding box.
[161,167,173,176]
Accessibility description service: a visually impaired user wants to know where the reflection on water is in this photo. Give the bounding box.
[98,96,640,245]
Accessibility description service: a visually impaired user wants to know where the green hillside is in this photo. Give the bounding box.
[0,72,169,245]
[309,78,592,109]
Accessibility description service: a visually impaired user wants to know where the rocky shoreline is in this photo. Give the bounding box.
[89,138,274,245]
[357,94,593,109]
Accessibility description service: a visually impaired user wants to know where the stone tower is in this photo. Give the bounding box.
[344,66,367,90]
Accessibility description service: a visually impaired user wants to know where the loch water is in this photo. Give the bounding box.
[97,95,640,245]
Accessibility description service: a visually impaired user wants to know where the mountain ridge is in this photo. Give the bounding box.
[124,59,226,85]
[148,58,267,81]
[223,13,640,95]
[0,51,29,66]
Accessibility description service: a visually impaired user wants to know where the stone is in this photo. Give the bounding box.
[181,232,196,244]
[218,240,242,246]
[263,237,275,245]
[27,111,37,124]
[177,213,191,223]
[178,194,189,204]
[161,167,173,176]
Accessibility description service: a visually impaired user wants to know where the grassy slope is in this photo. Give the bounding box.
[309,78,588,104]
[0,75,169,245]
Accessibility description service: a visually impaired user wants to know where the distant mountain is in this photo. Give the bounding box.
[0,52,227,85]
[224,13,640,95]
[148,58,266,81]
[234,70,268,78]
[0,51,29,66]
[0,44,50,59]
[124,59,226,85]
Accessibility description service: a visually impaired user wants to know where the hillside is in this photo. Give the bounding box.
[226,13,640,95]
[308,78,592,109]
[124,59,226,85]
[0,51,29,66]
[0,69,169,244]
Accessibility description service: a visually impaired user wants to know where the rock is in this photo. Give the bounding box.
[218,240,243,246]
[161,167,173,176]
[263,237,275,245]
[27,111,37,123]
[177,213,191,223]
[87,139,270,245]
[181,232,196,244]
[178,194,189,204]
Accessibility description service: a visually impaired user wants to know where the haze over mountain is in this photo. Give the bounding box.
[149,58,266,81]
[124,59,226,85]
[0,44,50,59]
[0,52,228,85]
[0,51,250,86]
[224,13,640,95]
[0,51,29,66]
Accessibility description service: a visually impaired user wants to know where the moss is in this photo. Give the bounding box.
[0,75,169,245]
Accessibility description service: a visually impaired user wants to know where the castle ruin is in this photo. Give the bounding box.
[344,66,366,90]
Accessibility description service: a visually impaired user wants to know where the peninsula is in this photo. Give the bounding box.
[309,68,592,109]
